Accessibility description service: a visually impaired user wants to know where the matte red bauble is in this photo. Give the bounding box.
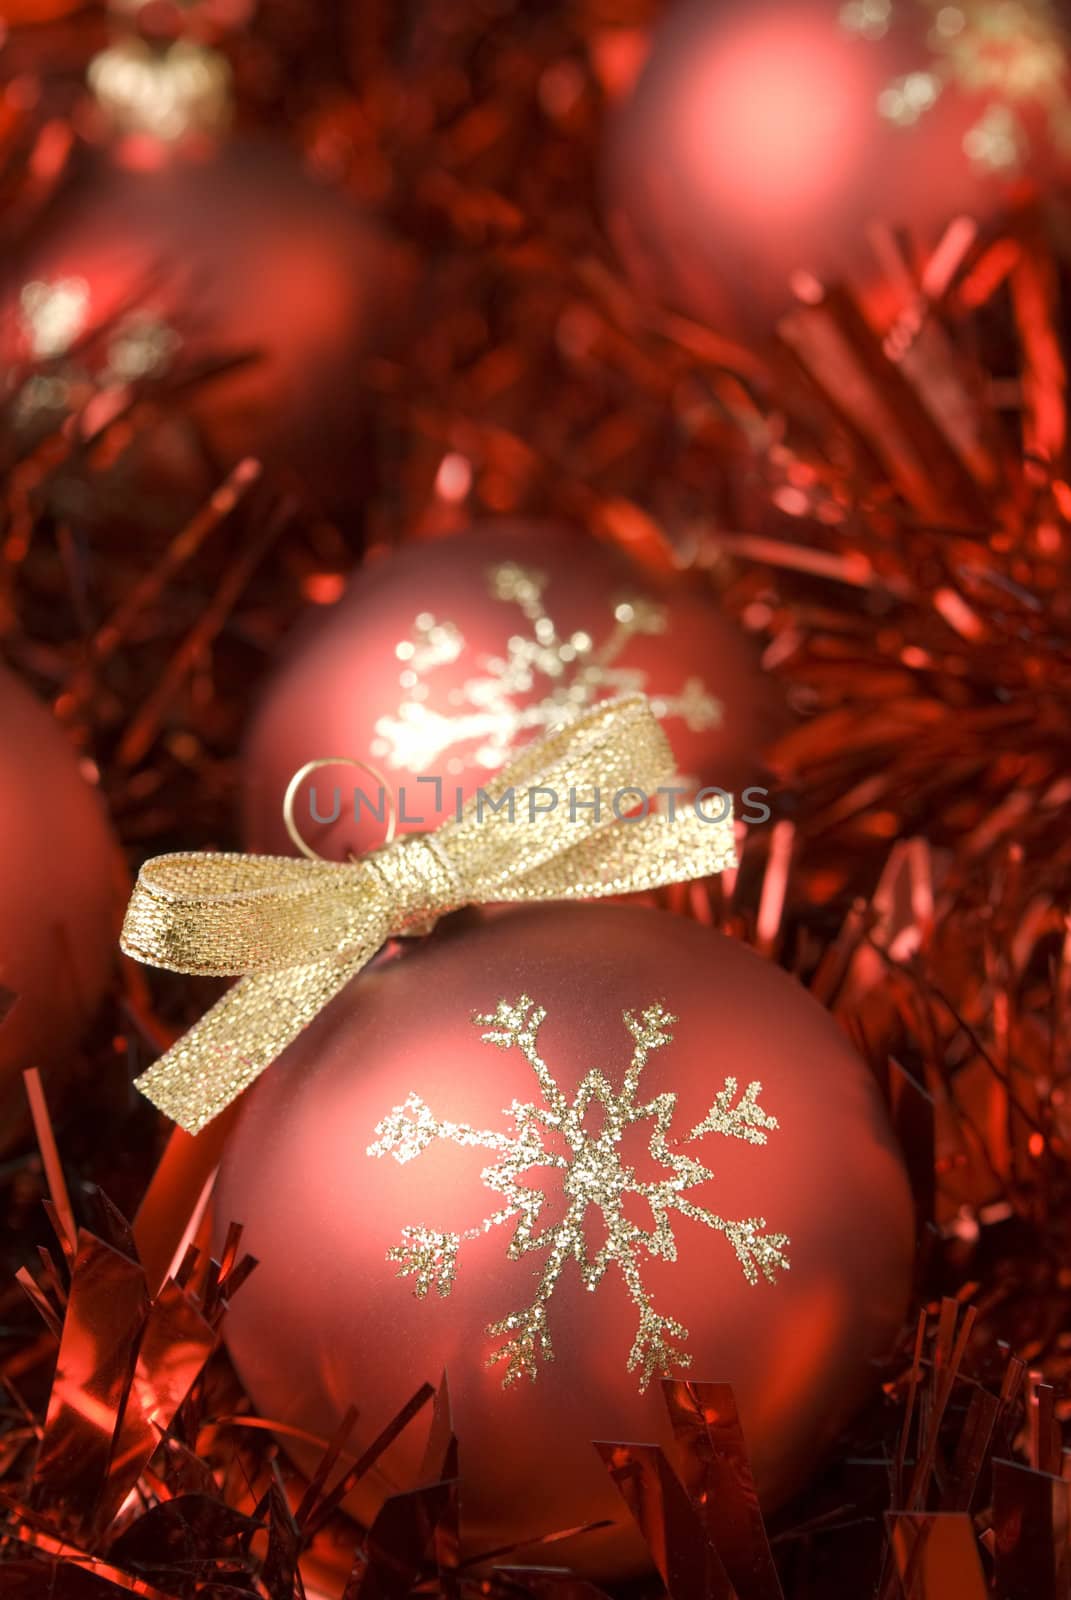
[242,523,774,860]
[2,0,85,19]
[0,667,122,1137]
[2,140,408,518]
[605,0,1071,336]
[215,903,915,1579]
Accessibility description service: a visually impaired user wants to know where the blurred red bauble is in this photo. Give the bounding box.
[2,138,410,520]
[215,903,915,1579]
[0,667,122,1139]
[1,0,86,19]
[605,0,1071,336]
[242,523,776,860]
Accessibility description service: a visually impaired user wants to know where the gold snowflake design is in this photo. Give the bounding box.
[367,997,789,1390]
[370,563,722,775]
[14,278,179,431]
[842,0,1071,172]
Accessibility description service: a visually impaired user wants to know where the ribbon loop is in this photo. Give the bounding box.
[122,695,738,1134]
[122,852,389,976]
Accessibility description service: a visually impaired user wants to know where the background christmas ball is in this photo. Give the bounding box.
[0,666,123,1139]
[215,902,915,1580]
[1,0,86,20]
[242,522,776,860]
[1,139,410,520]
[604,0,1071,336]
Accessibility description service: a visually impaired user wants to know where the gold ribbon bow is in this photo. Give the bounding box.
[122,695,737,1135]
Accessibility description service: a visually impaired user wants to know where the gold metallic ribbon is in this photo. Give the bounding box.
[122,695,737,1134]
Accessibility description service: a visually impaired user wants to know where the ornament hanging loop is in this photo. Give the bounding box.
[282,757,397,862]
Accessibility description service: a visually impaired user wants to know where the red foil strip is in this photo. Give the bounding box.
[29,1233,150,1538]
[992,1459,1071,1600]
[595,1441,736,1600]
[886,1512,989,1600]
[349,1479,459,1600]
[776,286,987,523]
[98,1275,215,1528]
[662,1380,783,1600]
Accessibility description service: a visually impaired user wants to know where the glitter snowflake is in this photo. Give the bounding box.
[842,0,1071,173]
[368,997,790,1390]
[14,278,179,431]
[370,563,722,775]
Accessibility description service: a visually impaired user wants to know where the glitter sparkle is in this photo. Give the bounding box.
[368,996,790,1390]
[371,562,722,775]
[844,0,1071,172]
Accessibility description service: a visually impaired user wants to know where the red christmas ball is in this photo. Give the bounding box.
[2,140,409,519]
[2,0,86,19]
[605,0,1071,336]
[0,667,123,1137]
[215,903,915,1580]
[242,524,776,861]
